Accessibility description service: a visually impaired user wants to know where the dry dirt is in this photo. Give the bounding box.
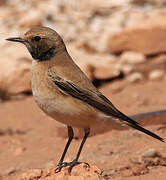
[1,1,166,179]
[0,79,166,180]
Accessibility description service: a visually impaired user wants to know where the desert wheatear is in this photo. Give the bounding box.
[6,27,164,173]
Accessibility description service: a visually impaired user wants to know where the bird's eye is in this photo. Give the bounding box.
[33,36,41,41]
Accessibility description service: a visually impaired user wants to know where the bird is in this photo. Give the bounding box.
[6,27,164,173]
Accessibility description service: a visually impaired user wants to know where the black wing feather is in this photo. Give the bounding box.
[48,73,164,142]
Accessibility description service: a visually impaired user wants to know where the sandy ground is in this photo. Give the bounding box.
[0,79,166,179]
[0,1,166,179]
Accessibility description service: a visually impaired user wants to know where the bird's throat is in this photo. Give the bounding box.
[31,46,56,61]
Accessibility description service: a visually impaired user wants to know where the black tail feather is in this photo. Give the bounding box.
[129,124,165,142]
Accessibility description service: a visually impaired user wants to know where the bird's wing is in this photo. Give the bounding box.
[48,71,135,124]
[48,72,164,142]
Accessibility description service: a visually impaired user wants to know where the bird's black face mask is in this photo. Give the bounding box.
[25,37,56,61]
[6,36,56,61]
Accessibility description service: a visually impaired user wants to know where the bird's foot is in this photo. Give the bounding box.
[55,160,90,174]
[55,162,68,173]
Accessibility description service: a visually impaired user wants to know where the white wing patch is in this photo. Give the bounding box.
[97,112,127,126]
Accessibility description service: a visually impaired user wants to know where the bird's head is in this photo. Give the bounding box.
[6,27,65,61]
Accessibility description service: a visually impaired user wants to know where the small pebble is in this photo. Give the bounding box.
[121,64,134,74]
[120,51,146,64]
[149,70,165,80]
[127,72,143,82]
[142,149,160,158]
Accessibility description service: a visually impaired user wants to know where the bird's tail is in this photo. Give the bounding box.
[129,123,165,142]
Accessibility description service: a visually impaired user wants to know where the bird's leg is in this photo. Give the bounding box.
[55,127,90,173]
[67,128,90,173]
[55,126,74,172]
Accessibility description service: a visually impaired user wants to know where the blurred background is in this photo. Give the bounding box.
[0,0,166,179]
[0,0,166,98]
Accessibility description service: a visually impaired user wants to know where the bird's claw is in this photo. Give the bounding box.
[55,160,90,174]
[55,162,68,173]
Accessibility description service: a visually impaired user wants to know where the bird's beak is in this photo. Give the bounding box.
[6,37,26,43]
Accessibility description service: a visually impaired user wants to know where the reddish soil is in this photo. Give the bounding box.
[0,79,166,179]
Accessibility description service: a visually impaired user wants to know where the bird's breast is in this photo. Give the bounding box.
[30,62,98,127]
[30,61,119,128]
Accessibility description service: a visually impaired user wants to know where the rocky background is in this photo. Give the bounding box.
[0,0,166,180]
[1,0,166,97]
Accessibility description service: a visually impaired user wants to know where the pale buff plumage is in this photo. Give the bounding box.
[31,51,123,128]
[6,27,164,173]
